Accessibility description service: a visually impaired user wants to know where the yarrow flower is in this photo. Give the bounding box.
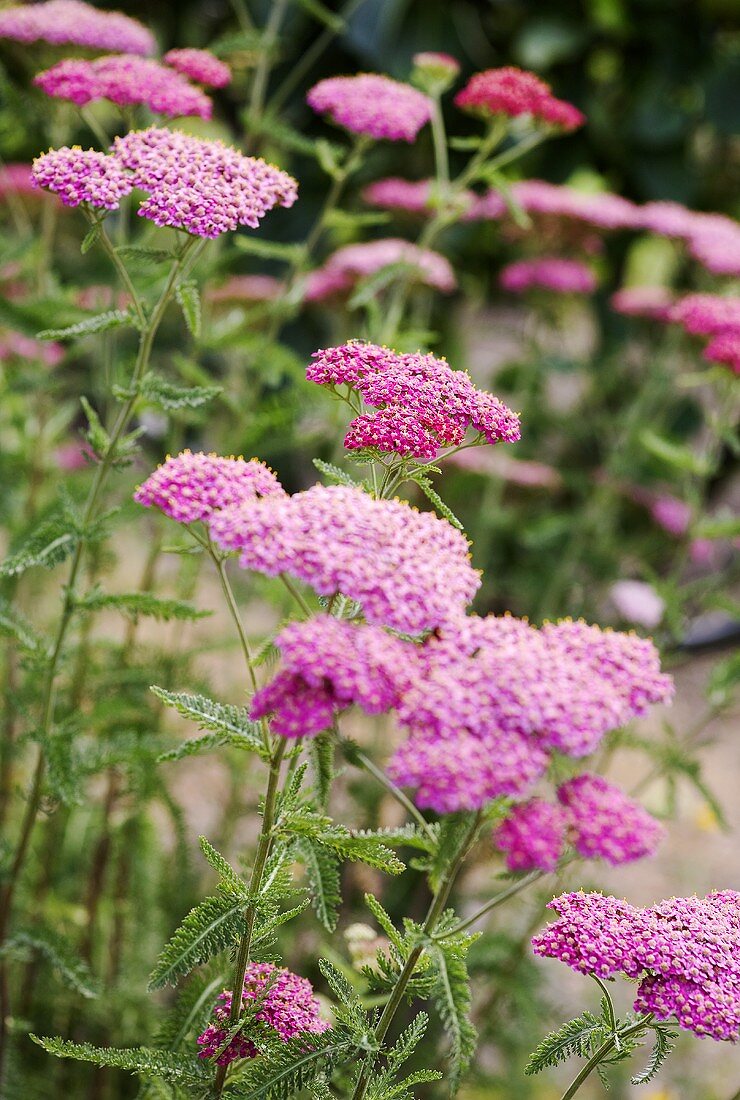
[307,341,520,460]
[609,579,666,629]
[469,179,639,230]
[494,799,568,873]
[610,286,675,322]
[206,275,283,304]
[499,257,597,295]
[250,616,417,738]
[532,890,740,1042]
[35,56,212,119]
[704,331,740,375]
[305,238,456,300]
[163,48,231,88]
[31,147,133,210]
[454,67,584,131]
[307,74,434,142]
[670,294,740,337]
[0,0,155,55]
[639,203,740,278]
[557,773,665,865]
[209,483,480,635]
[134,451,285,525]
[0,163,35,197]
[197,963,329,1066]
[388,614,672,813]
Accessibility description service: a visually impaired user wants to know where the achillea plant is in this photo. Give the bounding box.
[0,3,737,1099]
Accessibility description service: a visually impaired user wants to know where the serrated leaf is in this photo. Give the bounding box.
[198,836,248,898]
[37,309,133,341]
[141,373,222,410]
[430,943,477,1093]
[410,474,464,530]
[630,1025,676,1085]
[80,395,110,456]
[77,591,210,622]
[80,221,101,254]
[4,929,99,998]
[148,893,245,989]
[30,1036,208,1080]
[0,597,44,653]
[222,1031,351,1100]
[116,245,174,265]
[152,687,268,759]
[316,828,404,875]
[309,732,334,808]
[295,837,340,932]
[525,1013,605,1076]
[312,458,365,488]
[0,515,77,577]
[175,280,201,340]
[364,893,404,952]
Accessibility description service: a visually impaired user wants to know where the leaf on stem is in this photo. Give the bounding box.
[148,893,246,989]
[37,309,135,341]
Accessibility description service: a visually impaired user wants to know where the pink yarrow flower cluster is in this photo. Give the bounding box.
[640,202,740,277]
[668,294,740,376]
[251,616,417,738]
[454,67,584,131]
[307,341,520,460]
[470,179,639,229]
[0,164,35,197]
[35,56,212,119]
[206,275,283,304]
[197,963,328,1066]
[532,890,740,1042]
[362,177,475,219]
[0,0,155,55]
[163,48,231,88]
[33,128,298,237]
[0,330,63,367]
[388,615,672,813]
[307,74,434,142]
[306,238,456,301]
[209,483,480,635]
[611,286,675,322]
[500,257,597,295]
[134,451,285,525]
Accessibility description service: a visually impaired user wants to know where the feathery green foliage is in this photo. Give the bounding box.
[152,686,268,759]
[30,1037,210,1080]
[630,1024,677,1085]
[148,893,245,990]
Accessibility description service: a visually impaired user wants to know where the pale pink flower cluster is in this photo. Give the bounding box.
[640,203,740,277]
[0,329,63,367]
[35,56,212,119]
[197,963,328,1066]
[307,341,520,459]
[307,74,433,142]
[134,451,285,525]
[500,257,597,295]
[609,579,666,629]
[454,67,584,131]
[163,48,231,88]
[362,177,475,218]
[533,890,740,1042]
[206,275,283,304]
[472,179,639,229]
[610,286,675,322]
[0,164,35,197]
[388,615,672,813]
[0,0,155,55]
[209,484,480,635]
[305,238,456,301]
[34,128,298,237]
[250,616,417,738]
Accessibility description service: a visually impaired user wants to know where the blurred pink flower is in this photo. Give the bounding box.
[651,495,692,537]
[455,67,584,131]
[307,74,433,142]
[500,256,597,294]
[206,274,283,303]
[611,286,674,322]
[609,580,665,629]
[305,238,456,301]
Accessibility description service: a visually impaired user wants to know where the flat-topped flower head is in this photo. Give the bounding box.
[197,963,328,1066]
[532,890,740,1042]
[494,798,568,872]
[134,451,284,525]
[500,257,597,294]
[454,67,584,131]
[32,147,133,210]
[251,616,417,738]
[209,483,480,635]
[307,341,520,460]
[307,74,434,142]
[557,773,665,865]
[35,55,212,119]
[470,179,639,230]
[362,177,475,219]
[639,203,740,277]
[0,0,155,55]
[670,293,740,336]
[112,127,298,237]
[163,48,231,88]
[411,52,460,94]
[206,275,283,304]
[306,239,456,301]
[611,286,675,322]
[704,331,740,375]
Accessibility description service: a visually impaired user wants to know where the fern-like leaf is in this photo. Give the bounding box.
[152,687,268,759]
[630,1024,676,1085]
[409,474,464,530]
[524,1013,605,1076]
[198,836,249,898]
[223,1032,353,1100]
[148,894,244,990]
[429,944,477,1094]
[30,1037,208,1080]
[4,928,99,998]
[78,591,210,621]
[295,838,340,932]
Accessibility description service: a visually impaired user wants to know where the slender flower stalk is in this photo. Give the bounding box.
[558,1016,653,1100]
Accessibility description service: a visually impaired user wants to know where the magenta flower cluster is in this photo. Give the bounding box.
[362,177,475,218]
[250,616,416,738]
[532,890,740,1042]
[388,615,673,813]
[454,67,585,131]
[669,294,740,375]
[209,484,480,635]
[499,257,597,295]
[197,962,328,1066]
[306,238,457,301]
[0,0,155,55]
[306,341,520,460]
[134,451,285,525]
[163,47,231,88]
[33,128,298,238]
[495,775,665,872]
[35,56,212,119]
[307,74,434,142]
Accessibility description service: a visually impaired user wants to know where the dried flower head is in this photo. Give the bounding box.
[307,74,433,142]
[532,890,740,1042]
[134,451,285,525]
[35,56,212,119]
[0,0,155,55]
[209,483,480,635]
[454,67,584,131]
[500,257,597,294]
[163,47,231,88]
[307,341,520,460]
[32,147,133,210]
[197,963,329,1066]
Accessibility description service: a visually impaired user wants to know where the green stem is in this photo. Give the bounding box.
[336,735,435,842]
[279,573,313,618]
[245,0,290,144]
[93,219,147,329]
[434,869,543,940]
[350,814,481,1100]
[558,1015,653,1100]
[214,736,288,1097]
[430,96,449,192]
[210,547,258,695]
